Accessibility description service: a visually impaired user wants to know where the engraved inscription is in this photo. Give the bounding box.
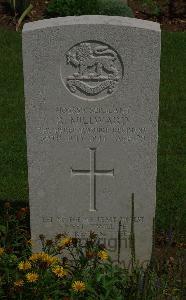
[41,215,145,251]
[71,148,114,211]
[39,105,147,145]
[61,41,123,100]
[41,215,144,239]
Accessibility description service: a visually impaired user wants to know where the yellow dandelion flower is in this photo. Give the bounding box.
[0,247,5,256]
[35,252,47,262]
[41,253,59,265]
[29,252,47,262]
[97,250,109,260]
[52,266,68,278]
[18,261,32,271]
[41,252,49,259]
[14,279,24,287]
[29,252,60,266]
[47,256,60,265]
[72,281,86,293]
[58,236,72,247]
[29,253,40,262]
[25,272,39,283]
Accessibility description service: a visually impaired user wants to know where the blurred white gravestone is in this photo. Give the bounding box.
[22,16,161,266]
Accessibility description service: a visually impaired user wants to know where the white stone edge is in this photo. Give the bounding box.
[22,15,160,33]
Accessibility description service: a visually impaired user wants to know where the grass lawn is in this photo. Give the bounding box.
[0,28,185,234]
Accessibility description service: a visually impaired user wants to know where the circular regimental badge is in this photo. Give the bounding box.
[61,41,124,101]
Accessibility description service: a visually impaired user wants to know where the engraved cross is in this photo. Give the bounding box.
[71,148,114,211]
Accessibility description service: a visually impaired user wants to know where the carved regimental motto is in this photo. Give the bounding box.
[62,41,123,101]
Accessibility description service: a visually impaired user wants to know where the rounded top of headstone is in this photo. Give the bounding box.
[22,16,161,33]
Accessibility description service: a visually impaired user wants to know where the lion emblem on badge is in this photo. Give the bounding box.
[67,42,119,78]
[62,41,123,101]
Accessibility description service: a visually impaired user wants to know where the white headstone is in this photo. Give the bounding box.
[22,16,161,266]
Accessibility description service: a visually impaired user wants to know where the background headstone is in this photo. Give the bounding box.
[22,16,161,266]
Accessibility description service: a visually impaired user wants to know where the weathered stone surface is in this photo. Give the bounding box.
[22,16,161,266]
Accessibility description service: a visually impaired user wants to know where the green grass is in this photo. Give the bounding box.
[156,31,186,233]
[0,28,185,233]
[0,29,28,201]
